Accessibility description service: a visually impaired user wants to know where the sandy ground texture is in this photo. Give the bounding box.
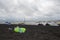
[0,24,60,40]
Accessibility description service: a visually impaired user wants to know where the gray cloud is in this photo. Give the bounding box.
[0,0,60,23]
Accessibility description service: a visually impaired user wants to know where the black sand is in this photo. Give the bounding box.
[0,24,60,40]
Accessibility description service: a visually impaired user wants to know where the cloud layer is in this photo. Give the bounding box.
[0,0,60,23]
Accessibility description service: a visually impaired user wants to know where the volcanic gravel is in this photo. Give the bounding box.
[0,24,60,40]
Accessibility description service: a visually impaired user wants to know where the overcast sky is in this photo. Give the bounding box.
[0,0,60,23]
